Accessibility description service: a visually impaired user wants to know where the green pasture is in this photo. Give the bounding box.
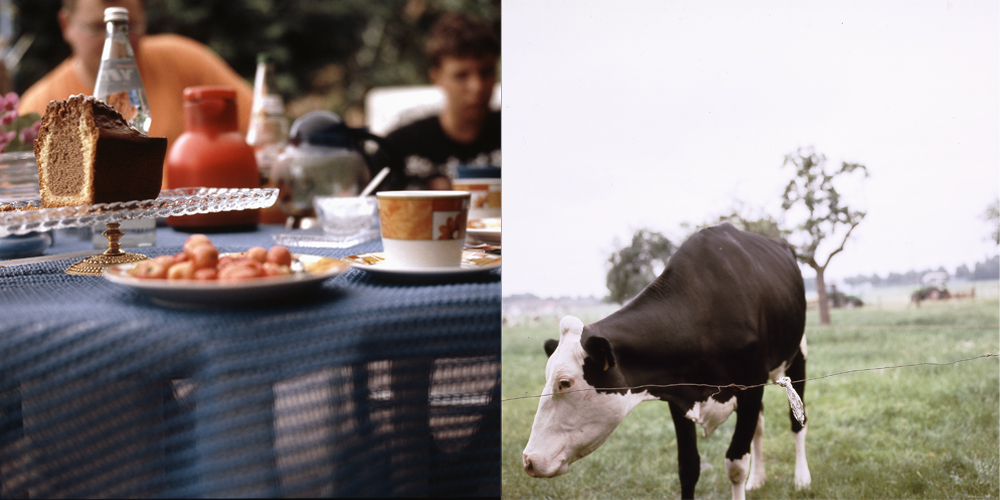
[501,282,999,499]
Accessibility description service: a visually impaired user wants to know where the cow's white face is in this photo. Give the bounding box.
[522,316,654,478]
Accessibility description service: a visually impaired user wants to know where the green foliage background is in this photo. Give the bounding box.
[604,229,674,304]
[12,0,500,122]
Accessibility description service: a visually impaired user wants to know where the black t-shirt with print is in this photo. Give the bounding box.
[378,111,501,190]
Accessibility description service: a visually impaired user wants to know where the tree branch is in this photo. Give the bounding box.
[821,219,861,269]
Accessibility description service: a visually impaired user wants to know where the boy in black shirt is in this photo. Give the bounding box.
[380,12,500,191]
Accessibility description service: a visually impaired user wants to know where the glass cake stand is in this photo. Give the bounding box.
[0,187,278,275]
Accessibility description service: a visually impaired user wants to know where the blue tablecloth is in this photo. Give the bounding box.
[0,225,500,498]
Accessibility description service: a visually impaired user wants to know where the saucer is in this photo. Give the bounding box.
[467,218,500,244]
[343,250,500,278]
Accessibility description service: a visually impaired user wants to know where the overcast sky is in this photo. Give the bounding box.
[500,0,999,299]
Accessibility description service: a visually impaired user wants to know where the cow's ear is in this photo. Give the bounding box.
[583,335,616,371]
[543,339,559,357]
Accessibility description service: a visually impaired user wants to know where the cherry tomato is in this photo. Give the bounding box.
[246,246,268,264]
[219,261,263,282]
[190,244,219,270]
[167,261,196,280]
[193,268,218,281]
[134,260,168,279]
[262,262,291,276]
[267,246,293,267]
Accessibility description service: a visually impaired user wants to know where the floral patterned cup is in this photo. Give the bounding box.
[376,190,470,268]
[451,178,500,220]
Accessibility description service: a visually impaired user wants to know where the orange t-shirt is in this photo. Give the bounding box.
[19,34,254,188]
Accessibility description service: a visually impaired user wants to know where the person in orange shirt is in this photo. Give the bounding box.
[18,0,253,188]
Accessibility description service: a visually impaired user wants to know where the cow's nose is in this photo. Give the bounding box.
[523,454,537,477]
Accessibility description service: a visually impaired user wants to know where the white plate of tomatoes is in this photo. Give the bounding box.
[102,235,349,308]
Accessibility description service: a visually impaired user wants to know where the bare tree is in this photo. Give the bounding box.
[781,146,868,325]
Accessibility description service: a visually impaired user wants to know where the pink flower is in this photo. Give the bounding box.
[0,133,11,153]
[2,92,19,113]
[0,92,39,153]
[19,121,39,144]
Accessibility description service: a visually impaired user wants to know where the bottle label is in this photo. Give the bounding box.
[96,58,144,94]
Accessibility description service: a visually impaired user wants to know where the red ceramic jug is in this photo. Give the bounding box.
[166,86,259,231]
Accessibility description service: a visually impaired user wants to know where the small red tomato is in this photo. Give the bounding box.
[219,265,261,283]
[134,260,167,279]
[167,261,196,280]
[217,254,236,269]
[193,268,218,281]
[190,244,219,270]
[151,255,177,275]
[219,261,264,282]
[266,246,293,267]
[262,262,291,276]
[225,256,255,269]
[246,246,268,264]
[152,255,175,266]
[185,234,211,247]
[183,234,215,259]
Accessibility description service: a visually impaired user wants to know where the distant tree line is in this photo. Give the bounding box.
[838,255,999,289]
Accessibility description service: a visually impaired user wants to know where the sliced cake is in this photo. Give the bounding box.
[34,94,166,208]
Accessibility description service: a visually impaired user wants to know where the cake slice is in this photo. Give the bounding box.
[34,94,167,208]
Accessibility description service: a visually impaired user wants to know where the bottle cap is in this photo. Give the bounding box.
[104,7,129,22]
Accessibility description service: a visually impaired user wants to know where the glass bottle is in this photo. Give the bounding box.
[166,86,259,232]
[93,7,151,134]
[91,6,155,248]
[246,53,289,224]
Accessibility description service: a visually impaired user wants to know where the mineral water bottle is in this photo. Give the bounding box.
[93,7,151,134]
[92,6,156,247]
[246,54,289,224]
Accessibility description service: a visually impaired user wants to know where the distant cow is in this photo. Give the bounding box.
[522,223,811,500]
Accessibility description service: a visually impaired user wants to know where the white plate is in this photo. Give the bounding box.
[467,218,501,244]
[343,250,500,278]
[103,253,349,308]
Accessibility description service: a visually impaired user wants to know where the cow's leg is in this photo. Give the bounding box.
[668,401,700,500]
[786,347,811,489]
[725,385,763,500]
[745,405,766,490]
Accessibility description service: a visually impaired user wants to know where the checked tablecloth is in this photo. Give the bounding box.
[0,226,500,497]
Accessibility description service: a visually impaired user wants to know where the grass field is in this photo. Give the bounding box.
[501,281,999,499]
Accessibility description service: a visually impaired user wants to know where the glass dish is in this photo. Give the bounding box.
[272,227,381,249]
[0,187,278,238]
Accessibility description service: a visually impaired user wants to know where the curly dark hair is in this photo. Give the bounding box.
[425,12,500,69]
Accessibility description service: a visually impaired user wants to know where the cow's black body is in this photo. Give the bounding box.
[555,223,807,498]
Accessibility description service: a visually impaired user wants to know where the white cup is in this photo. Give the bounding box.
[376,191,470,268]
[451,178,500,220]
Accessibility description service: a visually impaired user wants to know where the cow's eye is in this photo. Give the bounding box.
[558,379,573,390]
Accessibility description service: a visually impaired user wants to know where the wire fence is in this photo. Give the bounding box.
[501,349,999,403]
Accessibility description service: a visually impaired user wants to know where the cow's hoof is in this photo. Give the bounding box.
[745,473,766,490]
[794,473,811,490]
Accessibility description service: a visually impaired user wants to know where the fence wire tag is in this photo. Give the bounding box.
[776,377,805,425]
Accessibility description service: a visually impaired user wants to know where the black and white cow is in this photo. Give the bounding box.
[522,223,810,500]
